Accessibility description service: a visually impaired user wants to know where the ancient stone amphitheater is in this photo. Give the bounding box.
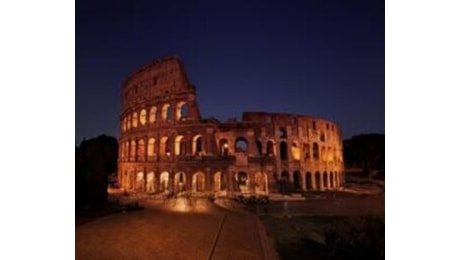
[118,56,344,196]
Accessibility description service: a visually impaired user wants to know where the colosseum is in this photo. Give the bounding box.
[118,56,344,197]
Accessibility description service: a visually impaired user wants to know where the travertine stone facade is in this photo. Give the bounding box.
[118,56,344,195]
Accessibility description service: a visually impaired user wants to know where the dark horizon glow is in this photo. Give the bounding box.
[76,0,384,145]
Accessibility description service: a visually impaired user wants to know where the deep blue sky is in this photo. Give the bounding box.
[76,0,384,145]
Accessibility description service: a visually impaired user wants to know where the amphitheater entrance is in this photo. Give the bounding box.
[235,172,249,193]
[315,172,321,190]
[174,172,186,193]
[306,172,313,190]
[146,172,155,193]
[293,171,301,192]
[255,172,268,194]
[192,172,205,192]
[159,171,169,192]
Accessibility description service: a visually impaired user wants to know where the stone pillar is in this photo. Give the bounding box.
[311,173,316,190]
[319,173,324,191]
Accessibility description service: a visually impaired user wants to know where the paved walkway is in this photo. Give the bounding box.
[76,199,272,260]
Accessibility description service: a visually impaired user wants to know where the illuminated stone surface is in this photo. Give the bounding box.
[118,56,345,195]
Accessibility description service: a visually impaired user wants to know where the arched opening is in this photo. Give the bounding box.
[313,143,319,160]
[147,138,155,160]
[137,139,145,161]
[266,140,274,156]
[255,172,268,193]
[162,104,172,121]
[280,141,288,160]
[280,171,290,193]
[160,137,171,156]
[136,172,144,191]
[235,172,249,193]
[306,172,313,190]
[149,106,157,124]
[146,172,155,193]
[291,142,301,160]
[320,132,325,142]
[159,172,169,192]
[174,172,186,192]
[127,115,131,130]
[139,109,147,125]
[192,135,203,155]
[193,172,205,192]
[219,139,229,156]
[303,143,310,160]
[315,171,321,190]
[130,140,136,161]
[176,101,188,120]
[235,137,248,152]
[132,112,138,128]
[323,171,328,189]
[256,140,263,155]
[174,135,186,156]
[293,171,301,191]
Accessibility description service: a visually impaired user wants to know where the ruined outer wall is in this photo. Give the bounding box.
[118,56,344,195]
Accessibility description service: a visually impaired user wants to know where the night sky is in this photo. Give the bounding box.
[76,0,384,144]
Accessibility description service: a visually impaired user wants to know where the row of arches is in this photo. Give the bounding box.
[277,171,343,191]
[121,101,189,132]
[120,135,342,164]
[119,169,343,194]
[119,170,270,194]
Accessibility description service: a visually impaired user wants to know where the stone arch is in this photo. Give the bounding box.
[159,171,169,192]
[291,141,301,160]
[192,172,205,192]
[160,136,171,156]
[161,104,172,121]
[132,112,138,128]
[235,171,249,193]
[174,172,187,192]
[313,143,319,160]
[280,171,290,193]
[139,109,147,125]
[256,139,263,155]
[136,171,144,191]
[127,114,131,130]
[174,135,186,156]
[176,101,188,120]
[306,172,313,190]
[137,139,145,161]
[235,137,248,152]
[146,172,155,193]
[315,171,321,190]
[266,140,275,156]
[130,140,136,160]
[149,106,157,123]
[280,141,288,160]
[255,172,268,194]
[293,171,301,191]
[192,135,203,155]
[147,138,155,160]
